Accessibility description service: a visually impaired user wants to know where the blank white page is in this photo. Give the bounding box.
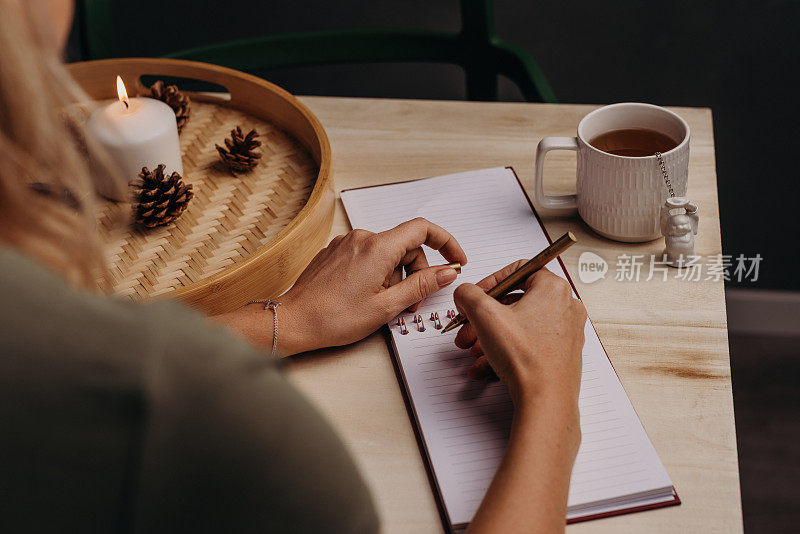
[341,167,674,526]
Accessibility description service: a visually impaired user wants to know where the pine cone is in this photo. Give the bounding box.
[216,126,262,173]
[144,81,191,133]
[131,165,193,228]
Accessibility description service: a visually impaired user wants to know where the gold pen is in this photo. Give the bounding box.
[441,232,577,333]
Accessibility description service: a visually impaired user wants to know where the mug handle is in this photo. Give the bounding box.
[533,137,579,210]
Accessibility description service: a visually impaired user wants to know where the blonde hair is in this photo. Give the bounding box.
[0,0,119,289]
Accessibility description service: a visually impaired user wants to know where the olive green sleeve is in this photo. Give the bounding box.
[132,302,379,533]
[0,247,377,533]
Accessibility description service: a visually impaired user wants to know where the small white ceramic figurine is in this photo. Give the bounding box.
[660,197,699,267]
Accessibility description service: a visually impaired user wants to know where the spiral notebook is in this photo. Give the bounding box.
[341,167,679,530]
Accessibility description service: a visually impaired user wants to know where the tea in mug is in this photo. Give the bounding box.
[589,128,679,157]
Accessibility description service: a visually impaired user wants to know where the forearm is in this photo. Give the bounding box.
[467,392,581,534]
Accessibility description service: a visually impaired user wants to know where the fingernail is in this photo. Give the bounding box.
[436,267,458,287]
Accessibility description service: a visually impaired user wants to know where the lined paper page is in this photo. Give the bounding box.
[341,167,674,525]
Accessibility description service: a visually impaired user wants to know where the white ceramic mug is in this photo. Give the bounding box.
[533,102,690,242]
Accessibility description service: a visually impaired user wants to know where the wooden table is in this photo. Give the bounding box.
[285,97,742,533]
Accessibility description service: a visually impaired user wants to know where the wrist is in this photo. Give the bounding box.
[234,298,305,357]
[514,398,582,464]
[513,380,580,422]
[213,298,309,357]
[515,389,581,450]
[275,291,315,356]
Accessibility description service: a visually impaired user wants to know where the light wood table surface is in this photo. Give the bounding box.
[285,97,742,533]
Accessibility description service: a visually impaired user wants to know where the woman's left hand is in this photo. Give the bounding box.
[219,218,467,355]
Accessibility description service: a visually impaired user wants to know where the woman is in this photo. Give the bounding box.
[0,1,587,532]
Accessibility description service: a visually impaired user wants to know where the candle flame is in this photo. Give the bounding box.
[116,76,129,108]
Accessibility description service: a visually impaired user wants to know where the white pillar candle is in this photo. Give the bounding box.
[86,76,183,200]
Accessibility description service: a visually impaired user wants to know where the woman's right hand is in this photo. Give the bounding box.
[457,263,587,534]
[453,262,587,409]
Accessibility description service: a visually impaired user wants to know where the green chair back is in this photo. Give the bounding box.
[78,0,556,103]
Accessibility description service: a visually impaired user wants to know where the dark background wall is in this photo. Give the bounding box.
[71,0,800,291]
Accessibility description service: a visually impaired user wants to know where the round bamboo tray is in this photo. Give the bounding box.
[68,58,333,315]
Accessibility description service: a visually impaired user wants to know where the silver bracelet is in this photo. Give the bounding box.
[249,299,281,357]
